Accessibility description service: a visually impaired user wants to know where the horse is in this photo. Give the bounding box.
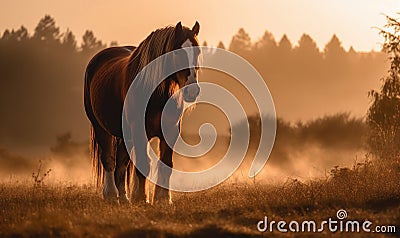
[84,22,201,204]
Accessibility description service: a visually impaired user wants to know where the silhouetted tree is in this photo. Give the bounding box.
[229,28,251,54]
[2,29,11,40]
[292,34,322,76]
[275,34,293,66]
[81,30,105,53]
[347,46,360,65]
[324,34,346,60]
[278,34,292,53]
[254,31,278,67]
[367,14,400,159]
[255,31,277,52]
[34,15,60,43]
[62,29,77,51]
[110,41,118,47]
[348,46,356,55]
[217,41,226,49]
[296,34,320,58]
[6,26,29,42]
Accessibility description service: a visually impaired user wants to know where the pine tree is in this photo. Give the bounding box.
[217,41,226,50]
[62,29,77,51]
[81,30,104,53]
[324,34,346,60]
[229,28,251,54]
[34,15,60,43]
[278,35,292,52]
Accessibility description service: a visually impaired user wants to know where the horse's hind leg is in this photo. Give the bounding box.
[95,126,119,202]
[115,138,130,204]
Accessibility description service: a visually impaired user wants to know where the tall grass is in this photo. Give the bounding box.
[0,157,398,237]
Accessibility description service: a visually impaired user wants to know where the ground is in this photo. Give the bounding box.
[0,160,399,237]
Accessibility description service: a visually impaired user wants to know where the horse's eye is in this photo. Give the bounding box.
[184,69,190,77]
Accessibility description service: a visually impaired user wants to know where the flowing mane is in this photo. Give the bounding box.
[128,26,179,94]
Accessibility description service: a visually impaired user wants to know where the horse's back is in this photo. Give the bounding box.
[85,46,136,86]
[84,46,136,137]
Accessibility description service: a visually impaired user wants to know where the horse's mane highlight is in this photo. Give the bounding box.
[130,26,177,94]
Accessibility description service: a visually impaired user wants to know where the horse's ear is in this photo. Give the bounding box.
[192,21,200,36]
[175,22,183,37]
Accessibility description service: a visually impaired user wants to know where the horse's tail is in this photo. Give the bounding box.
[90,126,104,188]
[85,46,137,192]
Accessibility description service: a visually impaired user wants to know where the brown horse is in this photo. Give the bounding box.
[84,22,200,204]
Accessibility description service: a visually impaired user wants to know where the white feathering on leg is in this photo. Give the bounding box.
[103,171,118,200]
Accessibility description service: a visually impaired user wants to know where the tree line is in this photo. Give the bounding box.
[0,15,395,160]
[0,15,107,149]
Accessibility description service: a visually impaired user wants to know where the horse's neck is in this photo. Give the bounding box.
[126,50,183,113]
[158,79,178,106]
[152,80,183,113]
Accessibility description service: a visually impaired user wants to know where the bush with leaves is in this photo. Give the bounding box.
[367,14,400,159]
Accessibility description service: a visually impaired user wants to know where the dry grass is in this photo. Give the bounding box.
[0,159,399,237]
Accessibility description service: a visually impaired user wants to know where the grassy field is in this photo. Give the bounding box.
[0,159,399,237]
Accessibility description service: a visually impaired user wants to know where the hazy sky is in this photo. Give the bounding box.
[1,0,398,51]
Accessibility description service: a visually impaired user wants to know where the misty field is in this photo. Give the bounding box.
[0,159,398,237]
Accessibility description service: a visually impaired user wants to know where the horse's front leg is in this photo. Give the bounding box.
[154,129,177,204]
[130,130,150,203]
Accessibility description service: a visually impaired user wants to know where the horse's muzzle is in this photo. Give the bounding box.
[183,84,200,102]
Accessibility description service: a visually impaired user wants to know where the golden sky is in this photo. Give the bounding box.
[1,0,399,51]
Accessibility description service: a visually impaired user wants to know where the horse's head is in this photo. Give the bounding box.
[172,22,201,103]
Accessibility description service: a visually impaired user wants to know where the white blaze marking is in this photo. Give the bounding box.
[181,39,198,98]
[181,38,193,48]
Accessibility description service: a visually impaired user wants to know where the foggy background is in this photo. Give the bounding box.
[0,15,387,182]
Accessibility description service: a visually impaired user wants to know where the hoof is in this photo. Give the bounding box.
[119,195,131,205]
[131,194,147,204]
[103,196,119,205]
[103,171,118,204]
[131,185,147,204]
[103,189,118,203]
[154,187,172,204]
